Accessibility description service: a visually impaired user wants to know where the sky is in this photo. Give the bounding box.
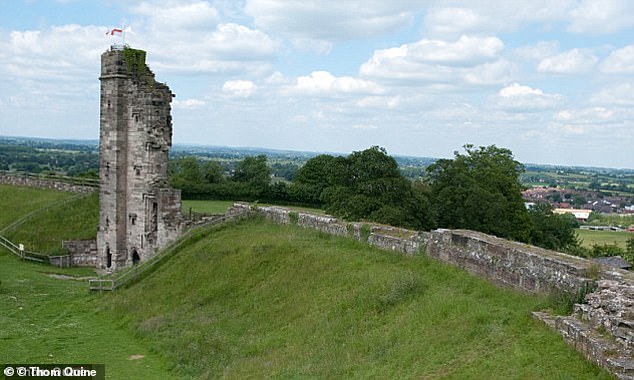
[0,1,633,168]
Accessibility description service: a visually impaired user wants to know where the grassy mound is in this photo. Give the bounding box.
[0,184,72,229]
[102,218,610,379]
[2,187,98,254]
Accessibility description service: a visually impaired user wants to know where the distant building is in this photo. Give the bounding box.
[553,208,591,222]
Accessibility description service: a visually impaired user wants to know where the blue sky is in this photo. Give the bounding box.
[1,1,634,168]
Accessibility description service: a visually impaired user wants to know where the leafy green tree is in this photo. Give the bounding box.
[528,203,580,251]
[233,155,271,198]
[291,154,347,205]
[427,145,531,241]
[201,161,224,184]
[177,157,203,183]
[318,146,432,230]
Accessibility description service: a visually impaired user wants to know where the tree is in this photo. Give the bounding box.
[232,155,271,198]
[201,161,224,184]
[291,154,347,205]
[527,202,580,251]
[427,145,531,242]
[317,146,432,230]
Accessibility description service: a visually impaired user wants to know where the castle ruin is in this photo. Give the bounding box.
[97,46,183,271]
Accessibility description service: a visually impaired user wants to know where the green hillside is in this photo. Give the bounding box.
[0,184,72,228]
[101,218,609,379]
[0,185,611,378]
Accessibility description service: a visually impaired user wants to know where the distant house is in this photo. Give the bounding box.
[553,208,591,222]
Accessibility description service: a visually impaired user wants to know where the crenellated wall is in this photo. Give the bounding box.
[230,202,634,379]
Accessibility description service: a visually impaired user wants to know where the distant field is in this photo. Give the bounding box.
[577,229,632,248]
[181,199,235,215]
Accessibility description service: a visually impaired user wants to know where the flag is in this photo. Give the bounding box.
[106,28,123,36]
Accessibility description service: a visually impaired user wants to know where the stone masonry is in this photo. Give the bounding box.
[97,46,183,271]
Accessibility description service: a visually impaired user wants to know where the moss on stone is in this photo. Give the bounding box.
[123,47,147,78]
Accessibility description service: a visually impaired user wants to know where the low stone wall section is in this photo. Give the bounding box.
[425,229,595,294]
[0,173,95,194]
[62,239,99,267]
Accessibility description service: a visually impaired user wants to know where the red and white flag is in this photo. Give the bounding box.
[106,28,123,36]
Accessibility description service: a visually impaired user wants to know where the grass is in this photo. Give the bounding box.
[577,229,632,249]
[101,218,610,379]
[0,184,72,230]
[181,199,236,215]
[0,250,172,378]
[5,192,99,254]
[0,185,611,378]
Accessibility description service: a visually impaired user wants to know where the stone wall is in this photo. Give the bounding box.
[0,173,95,194]
[230,202,634,378]
[425,229,595,294]
[62,239,99,267]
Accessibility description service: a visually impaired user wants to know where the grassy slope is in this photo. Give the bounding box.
[0,184,71,229]
[5,191,99,254]
[102,218,609,379]
[0,251,172,378]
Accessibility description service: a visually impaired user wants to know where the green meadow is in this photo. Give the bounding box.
[577,228,631,249]
[0,185,611,379]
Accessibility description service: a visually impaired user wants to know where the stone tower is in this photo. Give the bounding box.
[97,46,183,271]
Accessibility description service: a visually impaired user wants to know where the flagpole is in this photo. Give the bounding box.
[122,24,126,46]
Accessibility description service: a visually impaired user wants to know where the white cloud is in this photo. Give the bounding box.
[294,71,381,96]
[121,2,279,76]
[600,44,634,73]
[463,60,513,85]
[0,24,107,81]
[568,0,634,33]
[244,0,417,42]
[356,96,401,109]
[591,83,634,106]
[424,8,485,36]
[554,107,614,123]
[513,41,560,60]
[423,2,575,37]
[494,83,563,112]
[222,80,257,98]
[132,1,219,31]
[173,98,206,109]
[352,123,378,130]
[360,35,508,86]
[537,48,597,74]
[406,35,503,66]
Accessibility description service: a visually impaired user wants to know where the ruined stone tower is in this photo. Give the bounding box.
[97,46,183,271]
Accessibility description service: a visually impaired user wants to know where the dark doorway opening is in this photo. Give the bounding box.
[106,247,112,268]
[132,249,140,265]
